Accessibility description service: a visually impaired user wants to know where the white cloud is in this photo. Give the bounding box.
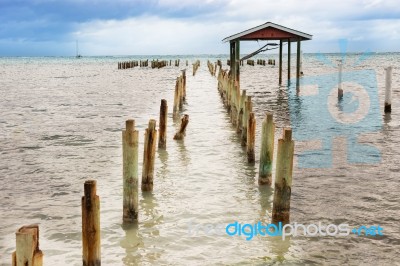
[71,0,400,55]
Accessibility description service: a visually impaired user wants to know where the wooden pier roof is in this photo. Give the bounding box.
[222,22,312,42]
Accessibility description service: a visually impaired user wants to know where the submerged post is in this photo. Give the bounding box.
[122,120,139,222]
[142,120,157,191]
[338,60,343,99]
[82,180,101,266]
[173,114,189,140]
[272,128,295,225]
[247,112,256,163]
[158,99,168,149]
[12,225,43,266]
[385,66,392,113]
[259,113,275,185]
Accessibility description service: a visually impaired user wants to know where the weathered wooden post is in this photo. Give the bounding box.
[142,120,157,191]
[236,90,246,134]
[173,78,180,118]
[338,60,343,99]
[385,66,392,113]
[173,114,189,140]
[158,99,168,149]
[179,76,184,110]
[259,113,275,185]
[82,180,101,266]
[182,69,187,100]
[12,225,43,266]
[272,128,294,225]
[122,120,139,223]
[247,112,256,163]
[241,96,252,146]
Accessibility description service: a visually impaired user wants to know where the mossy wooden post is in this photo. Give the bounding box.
[272,128,295,225]
[173,114,189,140]
[259,113,275,185]
[247,112,256,163]
[122,120,139,222]
[385,66,392,113]
[236,90,246,134]
[158,99,168,149]
[12,225,43,266]
[173,78,180,118]
[82,180,101,266]
[241,96,252,147]
[142,120,157,191]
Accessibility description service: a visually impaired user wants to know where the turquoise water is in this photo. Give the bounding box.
[0,53,399,265]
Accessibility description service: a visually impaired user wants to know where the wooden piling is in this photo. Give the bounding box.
[12,225,43,266]
[182,69,187,101]
[158,99,168,149]
[142,120,157,191]
[247,112,256,163]
[122,120,139,223]
[173,78,180,118]
[338,61,343,99]
[272,128,295,225]
[259,113,275,185]
[179,76,184,110]
[241,96,252,146]
[236,90,246,134]
[173,114,189,140]
[385,66,392,113]
[82,180,101,266]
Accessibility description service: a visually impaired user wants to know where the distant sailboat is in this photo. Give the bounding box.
[76,40,82,58]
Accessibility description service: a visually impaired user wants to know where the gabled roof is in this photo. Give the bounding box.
[222,22,312,42]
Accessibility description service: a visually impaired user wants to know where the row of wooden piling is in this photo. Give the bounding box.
[255,59,276,66]
[12,70,193,265]
[247,59,255,66]
[216,67,294,225]
[150,60,168,69]
[118,59,191,69]
[192,60,200,76]
[118,60,140,69]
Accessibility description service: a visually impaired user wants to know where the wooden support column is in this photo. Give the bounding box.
[230,41,235,81]
[279,40,283,86]
[296,38,301,89]
[235,40,240,85]
[287,39,291,83]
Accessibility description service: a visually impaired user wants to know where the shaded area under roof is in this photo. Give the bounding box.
[222,22,312,43]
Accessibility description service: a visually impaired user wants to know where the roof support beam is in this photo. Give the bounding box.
[287,39,291,84]
[279,40,283,86]
[296,38,301,90]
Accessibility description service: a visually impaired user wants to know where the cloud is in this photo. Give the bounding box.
[0,0,400,55]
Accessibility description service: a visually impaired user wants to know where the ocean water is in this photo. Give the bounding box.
[0,53,399,265]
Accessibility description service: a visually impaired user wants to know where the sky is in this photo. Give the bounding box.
[0,0,399,56]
